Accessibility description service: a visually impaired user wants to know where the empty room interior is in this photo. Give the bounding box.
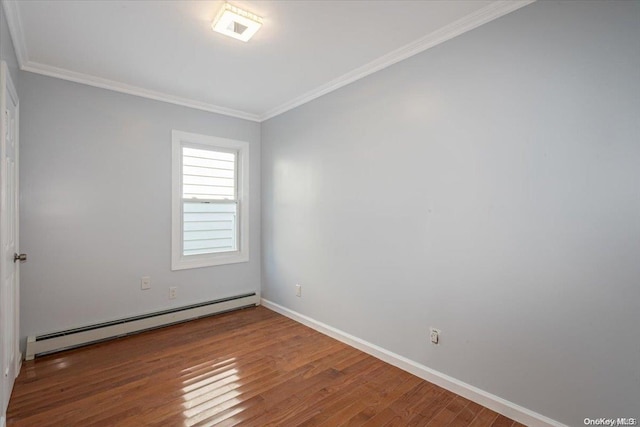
[0,0,638,426]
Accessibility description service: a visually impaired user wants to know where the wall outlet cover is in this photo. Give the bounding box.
[429,327,441,345]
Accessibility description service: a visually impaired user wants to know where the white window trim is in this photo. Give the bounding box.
[171,130,249,270]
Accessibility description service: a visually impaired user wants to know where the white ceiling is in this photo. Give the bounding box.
[2,0,532,121]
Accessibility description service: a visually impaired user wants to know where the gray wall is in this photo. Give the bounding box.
[1,1,19,85]
[19,72,261,346]
[261,1,640,425]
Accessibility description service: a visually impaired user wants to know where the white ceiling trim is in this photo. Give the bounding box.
[1,0,261,122]
[2,0,534,123]
[2,0,28,66]
[21,61,262,121]
[260,0,535,121]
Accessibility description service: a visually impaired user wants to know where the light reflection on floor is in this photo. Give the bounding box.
[180,357,251,425]
[25,357,70,379]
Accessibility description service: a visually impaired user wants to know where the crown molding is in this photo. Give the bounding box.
[2,0,28,67]
[21,61,261,121]
[259,0,535,121]
[2,0,259,121]
[4,0,534,123]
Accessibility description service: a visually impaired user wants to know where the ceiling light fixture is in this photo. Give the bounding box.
[212,2,263,42]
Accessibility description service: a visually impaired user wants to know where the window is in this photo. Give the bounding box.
[172,130,249,270]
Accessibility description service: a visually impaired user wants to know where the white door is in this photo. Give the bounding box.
[0,60,21,425]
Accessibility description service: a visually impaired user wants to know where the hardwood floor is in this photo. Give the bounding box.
[7,306,523,426]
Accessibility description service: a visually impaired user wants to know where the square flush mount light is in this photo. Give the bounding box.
[212,2,263,42]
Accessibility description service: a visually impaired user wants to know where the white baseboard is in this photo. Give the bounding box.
[261,298,566,427]
[16,354,22,378]
[1,414,5,427]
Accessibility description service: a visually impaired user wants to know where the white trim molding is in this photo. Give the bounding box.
[20,62,262,122]
[0,0,260,122]
[2,0,534,123]
[1,0,27,67]
[261,298,567,427]
[259,0,535,121]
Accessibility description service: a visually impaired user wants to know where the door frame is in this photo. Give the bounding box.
[0,59,20,426]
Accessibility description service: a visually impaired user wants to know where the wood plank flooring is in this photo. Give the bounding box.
[7,306,524,426]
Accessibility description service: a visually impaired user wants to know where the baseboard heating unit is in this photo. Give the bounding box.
[25,292,259,360]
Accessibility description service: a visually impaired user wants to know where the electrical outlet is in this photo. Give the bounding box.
[429,327,441,345]
[295,284,302,297]
[141,276,151,290]
[169,286,177,299]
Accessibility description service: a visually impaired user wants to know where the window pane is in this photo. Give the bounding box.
[183,165,234,179]
[183,146,236,200]
[183,185,235,199]
[183,175,233,187]
[183,201,237,255]
[183,147,235,161]
[183,156,233,170]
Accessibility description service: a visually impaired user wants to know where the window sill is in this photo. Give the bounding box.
[171,252,249,271]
